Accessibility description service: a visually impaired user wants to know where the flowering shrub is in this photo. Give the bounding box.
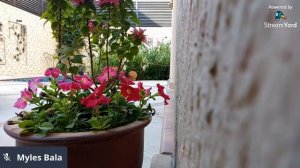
[13,0,170,136]
[14,67,169,135]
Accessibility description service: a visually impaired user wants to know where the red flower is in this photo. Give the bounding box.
[156,84,170,105]
[120,83,141,101]
[88,20,95,32]
[58,82,70,91]
[96,67,117,83]
[132,28,147,43]
[94,82,106,95]
[74,75,93,90]
[58,81,81,91]
[72,0,84,6]
[80,94,99,108]
[44,68,61,78]
[119,70,134,85]
[98,95,111,105]
[80,83,111,108]
[138,82,151,97]
[95,0,119,6]
[70,82,81,91]
[120,76,135,85]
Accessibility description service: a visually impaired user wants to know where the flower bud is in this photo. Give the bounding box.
[15,111,29,120]
[40,92,47,98]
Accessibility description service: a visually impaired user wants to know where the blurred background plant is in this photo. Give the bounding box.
[93,42,171,80]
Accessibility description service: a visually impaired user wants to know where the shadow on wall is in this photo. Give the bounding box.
[138,12,161,27]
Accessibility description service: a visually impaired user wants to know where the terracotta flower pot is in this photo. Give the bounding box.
[4,118,151,168]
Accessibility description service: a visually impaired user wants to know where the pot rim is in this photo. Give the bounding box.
[4,117,151,143]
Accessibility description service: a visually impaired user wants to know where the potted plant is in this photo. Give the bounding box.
[3,0,170,168]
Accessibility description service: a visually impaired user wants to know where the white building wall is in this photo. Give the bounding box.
[0,2,56,78]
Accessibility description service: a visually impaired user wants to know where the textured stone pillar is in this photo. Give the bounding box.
[175,0,300,168]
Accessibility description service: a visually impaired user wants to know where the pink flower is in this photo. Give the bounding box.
[45,68,61,78]
[28,77,43,93]
[156,84,170,105]
[74,75,93,90]
[58,82,81,91]
[96,67,117,83]
[21,89,33,101]
[14,89,33,109]
[14,98,27,109]
[138,82,151,97]
[80,94,98,108]
[94,82,107,95]
[72,0,84,6]
[88,20,95,32]
[132,28,147,43]
[98,95,111,104]
[120,71,135,85]
[58,82,71,91]
[95,0,119,6]
[70,82,81,91]
[80,94,111,108]
[120,76,135,85]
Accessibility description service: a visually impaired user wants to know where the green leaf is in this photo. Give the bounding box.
[117,49,125,55]
[89,117,100,129]
[41,10,49,19]
[147,103,153,111]
[129,12,141,25]
[62,47,74,55]
[38,122,54,131]
[51,21,59,30]
[111,43,119,50]
[57,63,68,74]
[72,55,85,64]
[112,30,121,38]
[130,46,139,55]
[69,66,79,74]
[81,26,89,36]
[125,53,134,61]
[89,117,110,130]
[122,21,131,31]
[19,120,35,128]
[65,113,80,129]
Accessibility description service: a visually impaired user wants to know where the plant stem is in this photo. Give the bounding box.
[106,7,111,80]
[87,20,97,86]
[58,7,62,63]
[103,59,127,93]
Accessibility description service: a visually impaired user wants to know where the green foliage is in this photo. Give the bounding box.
[92,51,120,76]
[125,42,171,80]
[42,0,143,76]
[18,77,151,135]
[14,0,168,136]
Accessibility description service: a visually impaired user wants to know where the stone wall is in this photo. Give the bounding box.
[0,2,56,77]
[175,0,300,168]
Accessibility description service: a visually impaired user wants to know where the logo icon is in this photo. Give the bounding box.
[275,11,287,21]
[3,153,11,161]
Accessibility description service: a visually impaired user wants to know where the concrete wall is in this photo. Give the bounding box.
[175,0,300,168]
[0,2,56,77]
